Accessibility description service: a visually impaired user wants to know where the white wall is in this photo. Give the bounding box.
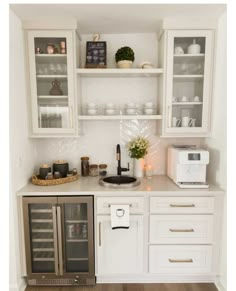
[9,9,38,291]
[204,11,227,291]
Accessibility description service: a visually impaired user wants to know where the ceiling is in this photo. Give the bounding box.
[10,4,226,34]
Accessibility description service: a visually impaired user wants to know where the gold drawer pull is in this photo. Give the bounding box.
[169,259,193,263]
[170,204,195,208]
[169,228,194,232]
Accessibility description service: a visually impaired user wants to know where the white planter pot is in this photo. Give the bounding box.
[117,60,133,68]
[133,158,145,178]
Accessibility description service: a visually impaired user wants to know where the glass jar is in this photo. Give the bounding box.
[46,43,55,54]
[54,171,61,179]
[46,172,53,180]
[99,164,107,176]
[89,164,99,177]
[72,168,78,175]
[81,157,90,176]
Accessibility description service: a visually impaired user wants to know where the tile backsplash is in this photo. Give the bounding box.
[35,120,203,176]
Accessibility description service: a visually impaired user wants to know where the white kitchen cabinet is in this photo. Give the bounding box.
[96,215,144,274]
[26,30,78,137]
[160,30,214,137]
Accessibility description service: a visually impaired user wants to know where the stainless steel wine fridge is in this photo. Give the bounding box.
[23,196,95,286]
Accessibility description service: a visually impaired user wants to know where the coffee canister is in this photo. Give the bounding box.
[53,160,69,178]
[39,164,52,179]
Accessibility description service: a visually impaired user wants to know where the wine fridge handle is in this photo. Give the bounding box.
[52,206,59,275]
[57,206,64,275]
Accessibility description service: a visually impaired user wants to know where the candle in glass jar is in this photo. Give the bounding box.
[145,164,153,178]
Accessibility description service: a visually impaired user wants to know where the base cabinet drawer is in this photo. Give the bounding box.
[150,197,214,214]
[149,245,212,274]
[149,215,213,244]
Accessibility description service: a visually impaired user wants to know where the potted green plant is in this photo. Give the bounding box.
[115,46,135,68]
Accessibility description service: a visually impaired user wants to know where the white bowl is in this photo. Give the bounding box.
[144,102,153,108]
[106,103,114,109]
[87,103,96,109]
[106,109,115,115]
[126,103,136,108]
[87,109,97,115]
[126,108,136,115]
[144,108,155,115]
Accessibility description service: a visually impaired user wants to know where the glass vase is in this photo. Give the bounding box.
[133,158,145,178]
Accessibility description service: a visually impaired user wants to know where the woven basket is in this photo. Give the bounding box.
[32,174,79,186]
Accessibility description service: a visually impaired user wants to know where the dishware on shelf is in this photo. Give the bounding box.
[181,116,195,127]
[181,96,189,102]
[143,108,156,115]
[144,102,153,108]
[87,102,96,108]
[172,117,181,127]
[105,108,116,115]
[187,39,201,54]
[87,108,98,115]
[193,96,201,102]
[174,46,184,55]
[172,96,178,102]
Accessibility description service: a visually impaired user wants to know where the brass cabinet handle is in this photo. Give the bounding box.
[169,228,194,232]
[99,222,101,247]
[52,206,59,275]
[170,204,195,208]
[169,259,193,263]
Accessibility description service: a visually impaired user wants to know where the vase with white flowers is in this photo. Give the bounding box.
[127,136,150,178]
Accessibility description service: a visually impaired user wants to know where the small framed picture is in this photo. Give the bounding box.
[85,41,107,68]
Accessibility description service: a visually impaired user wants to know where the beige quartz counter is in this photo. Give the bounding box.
[17,175,224,196]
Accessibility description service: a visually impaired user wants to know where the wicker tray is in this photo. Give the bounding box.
[32,174,79,186]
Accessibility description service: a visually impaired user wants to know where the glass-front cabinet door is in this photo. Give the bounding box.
[27,30,76,136]
[164,30,214,136]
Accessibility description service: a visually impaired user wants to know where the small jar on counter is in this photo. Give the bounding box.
[81,157,90,176]
[72,168,78,175]
[54,171,61,179]
[89,164,99,177]
[46,172,53,180]
[99,164,107,176]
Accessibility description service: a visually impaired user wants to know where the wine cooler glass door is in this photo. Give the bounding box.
[58,196,94,276]
[23,197,58,276]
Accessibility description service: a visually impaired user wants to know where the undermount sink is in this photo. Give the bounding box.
[99,175,140,189]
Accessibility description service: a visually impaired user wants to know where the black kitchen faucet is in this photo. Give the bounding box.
[116,144,130,175]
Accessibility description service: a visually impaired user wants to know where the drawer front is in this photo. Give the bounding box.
[150,215,213,244]
[149,245,212,274]
[150,197,214,214]
[96,197,144,214]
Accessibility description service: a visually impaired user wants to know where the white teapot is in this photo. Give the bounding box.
[187,39,201,54]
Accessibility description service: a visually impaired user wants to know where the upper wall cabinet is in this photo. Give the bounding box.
[26,30,77,137]
[160,30,214,137]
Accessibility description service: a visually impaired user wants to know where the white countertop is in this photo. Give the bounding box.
[17,175,224,196]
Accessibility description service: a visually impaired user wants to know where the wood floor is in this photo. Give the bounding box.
[25,283,218,291]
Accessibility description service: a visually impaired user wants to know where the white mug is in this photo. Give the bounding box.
[181,96,189,102]
[181,117,195,127]
[193,96,200,102]
[172,117,181,127]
